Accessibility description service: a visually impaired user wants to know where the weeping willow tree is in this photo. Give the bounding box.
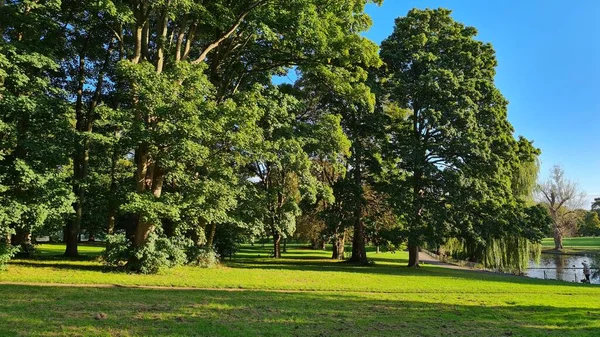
[440,137,549,273]
[444,236,541,274]
[512,137,541,204]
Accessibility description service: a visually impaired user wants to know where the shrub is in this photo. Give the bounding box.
[187,246,220,268]
[128,233,188,274]
[0,237,18,270]
[103,233,130,267]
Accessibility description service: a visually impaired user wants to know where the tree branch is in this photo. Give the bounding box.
[191,0,268,64]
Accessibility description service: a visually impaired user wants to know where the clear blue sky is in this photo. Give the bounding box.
[364,0,600,206]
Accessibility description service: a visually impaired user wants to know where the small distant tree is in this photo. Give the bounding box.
[537,165,586,250]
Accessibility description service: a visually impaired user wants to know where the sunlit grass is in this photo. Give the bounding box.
[541,237,600,253]
[1,243,600,336]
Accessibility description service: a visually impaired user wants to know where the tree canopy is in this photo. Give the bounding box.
[1,3,549,273]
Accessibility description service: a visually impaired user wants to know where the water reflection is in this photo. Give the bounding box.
[527,253,600,284]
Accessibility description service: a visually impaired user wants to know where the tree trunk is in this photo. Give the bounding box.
[130,161,165,253]
[553,227,563,250]
[133,219,154,248]
[107,210,116,235]
[332,233,346,260]
[12,227,32,257]
[349,142,367,264]
[408,243,420,267]
[66,53,86,258]
[106,133,119,236]
[273,232,281,258]
[206,222,217,248]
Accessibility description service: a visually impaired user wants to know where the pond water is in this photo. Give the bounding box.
[526,253,600,284]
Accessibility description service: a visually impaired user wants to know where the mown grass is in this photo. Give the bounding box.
[1,243,600,336]
[542,237,600,254]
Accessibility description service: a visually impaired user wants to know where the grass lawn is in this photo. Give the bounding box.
[542,237,600,253]
[1,244,600,336]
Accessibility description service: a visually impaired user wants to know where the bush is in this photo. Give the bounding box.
[128,233,188,274]
[103,233,130,267]
[186,246,220,268]
[0,231,18,270]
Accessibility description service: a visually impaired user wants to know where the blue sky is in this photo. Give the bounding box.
[364,0,600,206]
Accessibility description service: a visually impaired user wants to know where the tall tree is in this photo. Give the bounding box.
[58,0,121,256]
[0,0,74,257]
[380,8,521,267]
[537,165,586,250]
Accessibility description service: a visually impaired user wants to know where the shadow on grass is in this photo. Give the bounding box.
[9,260,109,272]
[0,284,598,336]
[227,253,592,289]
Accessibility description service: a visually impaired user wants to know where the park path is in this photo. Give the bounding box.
[418,251,482,271]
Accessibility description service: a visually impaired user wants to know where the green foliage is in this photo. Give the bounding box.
[579,212,600,237]
[129,233,189,274]
[0,1,546,274]
[0,2,74,260]
[192,249,221,268]
[212,223,247,259]
[379,8,543,268]
[0,235,18,270]
[103,234,131,268]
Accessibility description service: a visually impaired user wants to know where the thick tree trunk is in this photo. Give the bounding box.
[332,233,346,260]
[273,232,281,258]
[553,227,563,250]
[408,243,420,267]
[133,219,154,248]
[130,156,165,253]
[65,204,82,257]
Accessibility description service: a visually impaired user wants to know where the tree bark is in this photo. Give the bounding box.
[206,222,217,248]
[273,232,281,258]
[332,232,346,260]
[553,227,563,250]
[349,142,367,264]
[133,219,153,248]
[408,243,420,267]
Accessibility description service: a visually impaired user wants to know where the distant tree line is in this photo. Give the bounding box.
[1,2,551,272]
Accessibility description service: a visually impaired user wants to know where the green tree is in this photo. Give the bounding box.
[578,211,600,237]
[0,0,74,259]
[380,8,524,267]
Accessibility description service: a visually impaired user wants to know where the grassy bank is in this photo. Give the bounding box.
[542,237,600,254]
[1,244,600,336]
